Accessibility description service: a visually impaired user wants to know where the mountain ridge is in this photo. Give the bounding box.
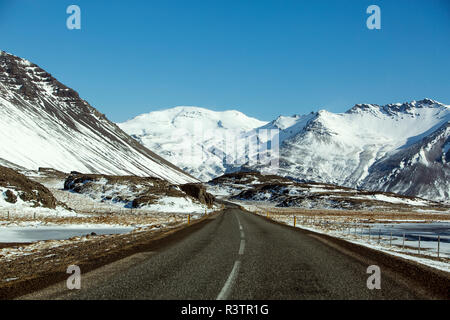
[0,51,197,184]
[121,100,449,202]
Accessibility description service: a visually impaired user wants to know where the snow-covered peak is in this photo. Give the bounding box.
[263,99,450,202]
[296,99,450,153]
[120,106,267,136]
[268,114,303,130]
[118,106,268,181]
[259,112,318,142]
[0,51,82,104]
[412,98,446,106]
[346,99,448,117]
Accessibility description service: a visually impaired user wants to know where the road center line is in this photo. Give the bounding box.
[216,212,246,300]
[237,218,243,229]
[236,216,244,238]
[239,239,246,255]
[216,260,241,300]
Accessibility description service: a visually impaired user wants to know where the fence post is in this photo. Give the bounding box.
[378,229,381,244]
[418,236,421,255]
[437,235,440,258]
[402,233,405,251]
[294,216,296,227]
[188,214,191,225]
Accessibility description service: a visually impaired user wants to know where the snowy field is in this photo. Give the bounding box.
[0,171,221,248]
[0,203,81,219]
[0,224,134,243]
[237,201,450,273]
[51,188,216,215]
[0,187,213,243]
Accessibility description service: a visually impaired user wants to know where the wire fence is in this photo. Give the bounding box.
[0,190,222,225]
[253,211,449,260]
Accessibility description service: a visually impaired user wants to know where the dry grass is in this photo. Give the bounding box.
[256,207,450,224]
[0,212,192,227]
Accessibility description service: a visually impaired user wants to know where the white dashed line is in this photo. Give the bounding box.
[216,213,246,300]
[216,260,241,300]
[237,218,243,230]
[239,239,246,255]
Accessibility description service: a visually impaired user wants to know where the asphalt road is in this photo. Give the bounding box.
[20,207,449,300]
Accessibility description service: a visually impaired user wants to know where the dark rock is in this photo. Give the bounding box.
[64,173,189,209]
[0,166,57,208]
[179,183,215,207]
[132,195,159,208]
[4,190,17,203]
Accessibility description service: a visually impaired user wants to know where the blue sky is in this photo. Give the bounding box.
[1,0,449,122]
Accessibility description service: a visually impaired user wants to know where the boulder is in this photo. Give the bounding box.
[179,183,215,207]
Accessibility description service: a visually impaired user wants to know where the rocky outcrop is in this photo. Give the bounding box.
[0,166,57,208]
[64,173,214,209]
[179,183,215,207]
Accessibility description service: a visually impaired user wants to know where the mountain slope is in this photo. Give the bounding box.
[118,106,267,181]
[256,99,449,201]
[361,121,449,200]
[0,51,196,184]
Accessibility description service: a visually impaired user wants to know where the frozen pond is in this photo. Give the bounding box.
[0,225,134,243]
[365,222,450,243]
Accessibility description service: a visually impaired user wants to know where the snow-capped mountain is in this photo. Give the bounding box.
[0,51,196,184]
[253,99,450,202]
[121,99,449,202]
[361,120,449,201]
[118,107,267,181]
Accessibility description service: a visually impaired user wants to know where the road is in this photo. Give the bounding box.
[20,206,449,300]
